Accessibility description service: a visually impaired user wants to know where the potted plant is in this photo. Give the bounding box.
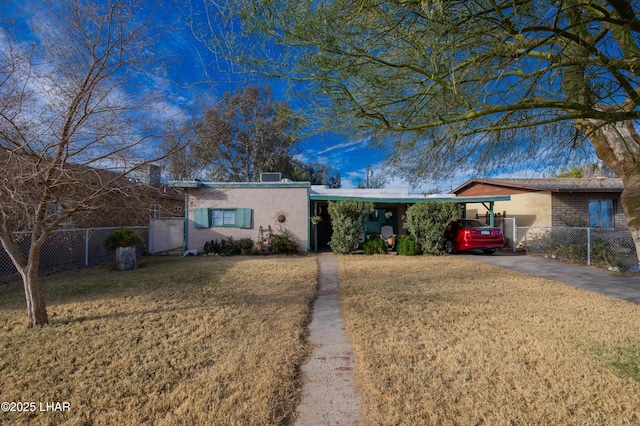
[104,227,143,270]
[256,238,265,251]
[238,237,254,255]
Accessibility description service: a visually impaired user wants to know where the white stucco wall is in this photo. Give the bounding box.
[185,183,310,252]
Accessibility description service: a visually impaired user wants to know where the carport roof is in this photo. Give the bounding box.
[309,186,510,204]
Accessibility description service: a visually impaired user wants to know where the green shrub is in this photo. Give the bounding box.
[327,200,374,254]
[104,227,142,253]
[270,229,298,254]
[404,202,460,255]
[396,235,420,256]
[238,237,254,250]
[203,237,239,255]
[363,236,387,255]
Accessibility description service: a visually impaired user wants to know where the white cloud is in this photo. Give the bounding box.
[315,137,371,155]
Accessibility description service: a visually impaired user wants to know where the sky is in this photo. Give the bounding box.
[0,0,576,192]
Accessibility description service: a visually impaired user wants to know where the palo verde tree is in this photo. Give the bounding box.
[0,0,184,327]
[190,0,640,266]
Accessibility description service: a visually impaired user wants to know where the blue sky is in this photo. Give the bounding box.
[1,0,571,192]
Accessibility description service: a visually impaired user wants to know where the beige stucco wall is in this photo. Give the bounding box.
[186,184,310,252]
[466,192,552,228]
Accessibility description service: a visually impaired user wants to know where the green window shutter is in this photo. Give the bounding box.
[235,208,252,229]
[194,208,210,228]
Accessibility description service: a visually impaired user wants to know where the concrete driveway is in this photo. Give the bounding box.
[458,251,640,304]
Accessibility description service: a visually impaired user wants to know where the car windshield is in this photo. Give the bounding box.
[459,220,489,228]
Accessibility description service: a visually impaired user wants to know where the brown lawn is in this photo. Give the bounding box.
[0,255,318,425]
[338,255,640,425]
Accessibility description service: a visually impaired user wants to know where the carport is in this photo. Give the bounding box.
[309,186,510,252]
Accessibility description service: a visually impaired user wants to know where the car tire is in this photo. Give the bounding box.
[482,249,496,254]
[445,240,456,254]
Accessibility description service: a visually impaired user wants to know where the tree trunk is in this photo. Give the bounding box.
[583,119,640,268]
[21,263,49,328]
[0,233,49,327]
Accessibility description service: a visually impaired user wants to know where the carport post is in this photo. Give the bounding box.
[489,202,495,226]
[480,201,495,226]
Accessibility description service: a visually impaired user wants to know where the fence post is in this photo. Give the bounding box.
[512,218,517,252]
[586,227,591,266]
[85,229,90,267]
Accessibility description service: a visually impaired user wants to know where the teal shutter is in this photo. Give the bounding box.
[194,208,210,228]
[235,208,252,229]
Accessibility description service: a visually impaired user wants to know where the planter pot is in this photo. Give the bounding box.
[256,243,264,251]
[116,246,137,271]
[241,248,251,255]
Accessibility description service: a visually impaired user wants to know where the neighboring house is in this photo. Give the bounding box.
[171,179,311,252]
[64,165,184,229]
[451,177,626,229]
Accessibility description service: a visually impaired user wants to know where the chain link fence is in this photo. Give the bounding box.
[0,227,148,282]
[517,226,638,271]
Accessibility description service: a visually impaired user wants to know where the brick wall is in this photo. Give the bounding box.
[551,192,626,227]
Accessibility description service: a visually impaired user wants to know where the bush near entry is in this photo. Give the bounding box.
[328,200,375,254]
[404,202,460,255]
[396,235,420,256]
[363,236,387,255]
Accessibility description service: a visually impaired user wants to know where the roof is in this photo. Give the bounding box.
[168,180,311,189]
[310,186,510,204]
[452,178,624,194]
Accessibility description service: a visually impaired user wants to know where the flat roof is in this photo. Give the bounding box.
[168,181,510,204]
[310,186,510,204]
[168,180,311,189]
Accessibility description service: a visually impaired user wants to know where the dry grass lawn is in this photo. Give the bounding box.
[338,255,640,425]
[0,255,318,425]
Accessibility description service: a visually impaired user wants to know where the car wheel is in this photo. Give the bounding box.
[445,240,456,254]
[482,249,496,254]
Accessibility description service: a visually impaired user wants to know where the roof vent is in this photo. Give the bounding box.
[260,172,282,182]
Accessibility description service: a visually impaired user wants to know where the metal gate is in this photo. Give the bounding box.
[149,218,184,254]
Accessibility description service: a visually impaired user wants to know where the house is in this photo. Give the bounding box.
[308,186,510,250]
[171,178,311,252]
[169,173,511,253]
[451,177,626,229]
[63,164,184,228]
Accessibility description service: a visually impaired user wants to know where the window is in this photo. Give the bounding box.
[193,208,252,229]
[45,200,72,227]
[150,204,161,219]
[211,209,236,226]
[589,199,615,228]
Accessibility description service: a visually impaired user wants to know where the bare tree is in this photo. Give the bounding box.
[0,0,184,327]
[189,0,640,266]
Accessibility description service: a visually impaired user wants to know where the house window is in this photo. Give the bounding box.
[46,200,72,227]
[193,207,252,229]
[589,199,615,228]
[211,209,236,226]
[150,204,161,219]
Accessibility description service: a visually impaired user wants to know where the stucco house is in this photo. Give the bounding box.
[171,175,511,253]
[172,179,311,252]
[451,177,626,229]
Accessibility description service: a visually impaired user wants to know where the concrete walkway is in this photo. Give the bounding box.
[295,252,361,425]
[459,251,640,303]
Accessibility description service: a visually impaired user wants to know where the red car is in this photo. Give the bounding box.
[443,219,504,254]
